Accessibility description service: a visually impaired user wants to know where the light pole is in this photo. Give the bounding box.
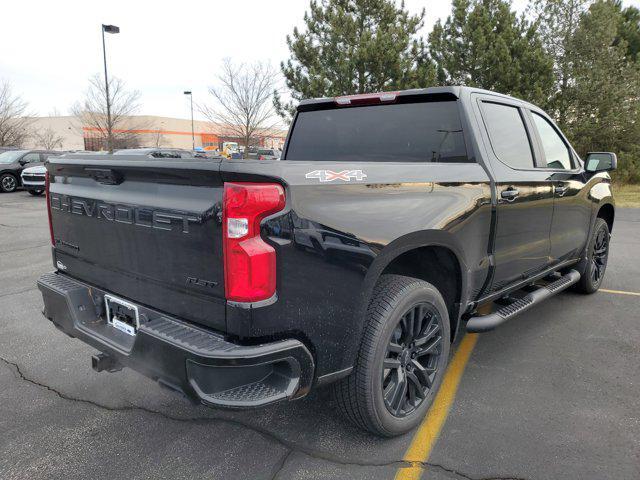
[101,24,120,152]
[184,91,195,150]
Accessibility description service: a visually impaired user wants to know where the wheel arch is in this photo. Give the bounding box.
[596,202,615,233]
[359,231,469,343]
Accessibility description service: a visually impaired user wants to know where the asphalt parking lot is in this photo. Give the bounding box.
[1,191,638,480]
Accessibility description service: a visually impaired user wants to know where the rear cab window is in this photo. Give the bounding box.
[283,99,470,163]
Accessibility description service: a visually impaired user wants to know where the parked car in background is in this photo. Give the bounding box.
[21,165,47,195]
[193,150,224,160]
[0,146,19,153]
[257,148,281,160]
[0,149,62,193]
[246,146,260,159]
[113,148,196,158]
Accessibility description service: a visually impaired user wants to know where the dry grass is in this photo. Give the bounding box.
[613,183,640,208]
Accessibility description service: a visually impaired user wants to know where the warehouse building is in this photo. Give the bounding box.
[26,115,287,152]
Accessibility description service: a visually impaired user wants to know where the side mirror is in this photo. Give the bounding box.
[18,159,27,165]
[585,152,617,173]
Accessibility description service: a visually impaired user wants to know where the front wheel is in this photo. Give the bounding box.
[0,173,18,193]
[333,274,450,437]
[573,218,610,294]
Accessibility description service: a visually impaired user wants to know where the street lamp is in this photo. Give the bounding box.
[184,91,195,150]
[101,24,120,152]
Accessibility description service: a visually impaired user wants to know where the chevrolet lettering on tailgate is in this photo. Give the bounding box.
[49,193,200,233]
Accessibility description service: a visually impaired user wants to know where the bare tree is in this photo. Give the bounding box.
[201,59,281,154]
[152,125,166,148]
[33,127,64,150]
[71,74,142,152]
[0,81,34,147]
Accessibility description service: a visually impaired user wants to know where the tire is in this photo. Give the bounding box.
[28,189,44,196]
[0,173,18,193]
[333,274,451,437]
[573,218,610,294]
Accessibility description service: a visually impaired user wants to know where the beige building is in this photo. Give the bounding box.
[27,115,287,152]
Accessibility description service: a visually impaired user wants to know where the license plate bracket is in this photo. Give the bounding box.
[104,294,140,336]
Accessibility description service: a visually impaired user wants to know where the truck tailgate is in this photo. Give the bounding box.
[47,157,226,331]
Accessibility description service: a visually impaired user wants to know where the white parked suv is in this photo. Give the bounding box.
[20,164,47,196]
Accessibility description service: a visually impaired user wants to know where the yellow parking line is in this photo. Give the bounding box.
[393,288,635,478]
[394,333,478,480]
[600,288,640,297]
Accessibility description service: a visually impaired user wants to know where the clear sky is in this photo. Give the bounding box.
[2,0,638,120]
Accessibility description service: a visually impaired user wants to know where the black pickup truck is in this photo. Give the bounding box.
[38,87,616,437]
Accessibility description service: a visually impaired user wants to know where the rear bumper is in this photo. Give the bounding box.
[37,272,314,407]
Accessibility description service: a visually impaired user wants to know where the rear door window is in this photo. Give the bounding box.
[531,112,573,170]
[480,102,534,169]
[284,100,469,163]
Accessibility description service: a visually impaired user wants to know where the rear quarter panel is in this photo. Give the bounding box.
[222,160,492,379]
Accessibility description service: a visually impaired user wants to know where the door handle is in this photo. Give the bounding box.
[555,185,569,196]
[500,187,519,201]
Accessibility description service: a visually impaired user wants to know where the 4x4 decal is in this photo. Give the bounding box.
[305,170,367,182]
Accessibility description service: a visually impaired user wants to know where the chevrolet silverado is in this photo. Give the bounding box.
[38,86,616,436]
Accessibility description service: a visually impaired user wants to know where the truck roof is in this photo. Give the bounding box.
[297,86,539,111]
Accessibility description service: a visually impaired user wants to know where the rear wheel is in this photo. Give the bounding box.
[0,173,18,193]
[573,218,610,294]
[333,274,450,437]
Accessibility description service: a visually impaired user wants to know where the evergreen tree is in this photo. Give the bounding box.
[527,0,591,127]
[614,1,640,61]
[429,0,554,106]
[276,0,435,120]
[564,0,640,182]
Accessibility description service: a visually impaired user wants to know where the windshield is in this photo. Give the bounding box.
[0,150,27,163]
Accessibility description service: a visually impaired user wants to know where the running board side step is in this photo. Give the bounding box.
[466,270,581,333]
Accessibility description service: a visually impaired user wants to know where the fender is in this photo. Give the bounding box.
[585,176,615,249]
[352,229,471,347]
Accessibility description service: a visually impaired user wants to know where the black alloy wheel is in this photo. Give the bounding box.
[333,274,451,436]
[383,303,443,417]
[573,218,611,294]
[590,225,609,286]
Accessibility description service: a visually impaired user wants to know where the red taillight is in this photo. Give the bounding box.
[45,171,55,247]
[222,182,285,303]
[334,91,399,106]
